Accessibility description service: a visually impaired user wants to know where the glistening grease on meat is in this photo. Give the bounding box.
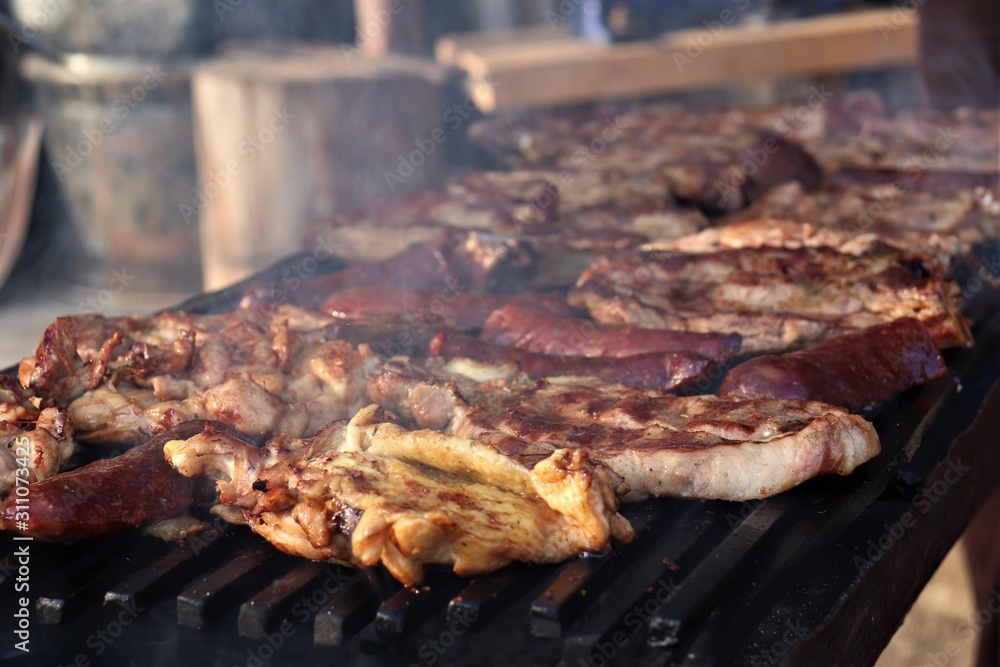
[20,307,384,445]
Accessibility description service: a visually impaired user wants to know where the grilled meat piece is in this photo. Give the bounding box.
[0,421,209,540]
[806,108,1000,185]
[66,340,382,445]
[479,303,742,360]
[241,244,461,311]
[650,218,953,279]
[21,306,383,445]
[430,331,714,392]
[718,319,948,412]
[369,357,881,501]
[467,97,883,168]
[320,288,570,330]
[568,247,972,353]
[708,182,1000,267]
[0,376,77,500]
[164,406,633,585]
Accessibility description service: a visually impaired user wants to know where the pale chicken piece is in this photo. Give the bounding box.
[66,342,383,445]
[368,357,881,502]
[164,405,633,585]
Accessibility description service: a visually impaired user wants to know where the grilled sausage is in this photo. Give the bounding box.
[0,420,213,541]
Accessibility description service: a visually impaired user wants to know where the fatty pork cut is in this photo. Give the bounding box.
[368,357,880,501]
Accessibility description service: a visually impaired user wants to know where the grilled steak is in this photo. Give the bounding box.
[718,319,948,411]
[806,108,1000,185]
[164,405,633,585]
[704,182,1000,268]
[368,357,881,501]
[568,246,972,353]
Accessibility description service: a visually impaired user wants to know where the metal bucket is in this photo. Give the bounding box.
[21,53,202,292]
[8,0,213,58]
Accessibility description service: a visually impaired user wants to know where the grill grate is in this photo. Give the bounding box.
[3,254,1000,666]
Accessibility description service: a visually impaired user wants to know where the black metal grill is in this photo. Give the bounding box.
[3,253,1000,667]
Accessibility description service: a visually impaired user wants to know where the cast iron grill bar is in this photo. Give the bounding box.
[1,263,995,665]
[314,573,389,646]
[36,532,165,625]
[176,542,294,630]
[647,494,794,649]
[529,499,679,639]
[446,564,553,631]
[237,561,335,639]
[104,526,238,612]
[561,501,734,665]
[374,574,466,639]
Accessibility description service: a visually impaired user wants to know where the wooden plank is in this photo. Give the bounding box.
[440,9,917,112]
[435,24,573,67]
